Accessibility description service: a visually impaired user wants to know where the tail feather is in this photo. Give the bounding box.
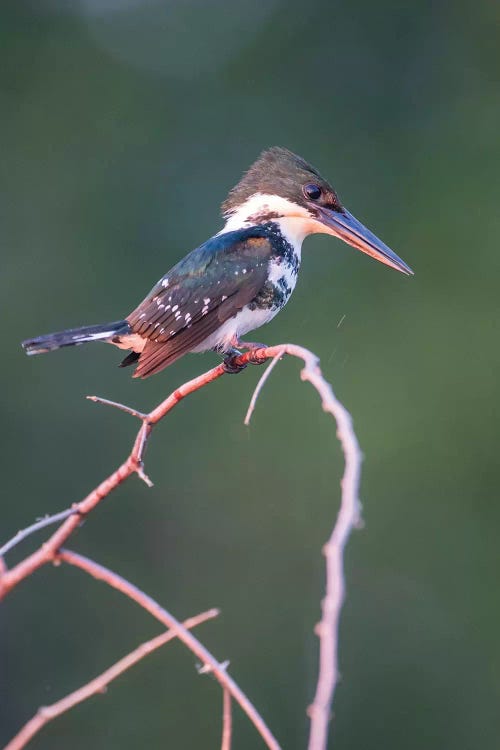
[22,320,130,356]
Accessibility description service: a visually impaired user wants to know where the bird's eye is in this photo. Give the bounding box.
[303,183,322,201]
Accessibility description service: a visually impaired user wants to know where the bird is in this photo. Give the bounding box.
[22,147,413,378]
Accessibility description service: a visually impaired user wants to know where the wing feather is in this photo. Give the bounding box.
[127,229,272,378]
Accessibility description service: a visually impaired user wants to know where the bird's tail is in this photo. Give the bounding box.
[22,320,130,356]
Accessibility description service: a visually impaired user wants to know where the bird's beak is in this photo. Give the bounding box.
[313,205,413,275]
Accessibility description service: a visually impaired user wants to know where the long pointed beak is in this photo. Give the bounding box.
[314,205,413,275]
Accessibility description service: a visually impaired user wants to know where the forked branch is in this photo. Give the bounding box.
[4,607,218,750]
[1,344,362,750]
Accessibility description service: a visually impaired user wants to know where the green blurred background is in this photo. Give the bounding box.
[1,1,499,748]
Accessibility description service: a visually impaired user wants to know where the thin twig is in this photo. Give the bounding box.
[0,508,79,559]
[3,608,217,750]
[86,395,147,420]
[57,549,281,750]
[244,350,285,425]
[221,689,232,750]
[0,361,229,598]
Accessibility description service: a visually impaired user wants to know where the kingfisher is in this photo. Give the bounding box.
[22,147,413,378]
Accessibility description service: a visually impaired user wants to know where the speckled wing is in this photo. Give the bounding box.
[127,228,272,378]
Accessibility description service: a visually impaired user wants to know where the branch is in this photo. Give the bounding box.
[244,351,284,425]
[4,608,217,750]
[221,689,232,750]
[57,548,281,750]
[0,354,248,596]
[0,508,78,559]
[2,343,363,749]
[243,345,363,749]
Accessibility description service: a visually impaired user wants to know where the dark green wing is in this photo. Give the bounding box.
[127,228,273,378]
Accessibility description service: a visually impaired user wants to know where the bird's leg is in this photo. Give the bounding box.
[232,337,268,352]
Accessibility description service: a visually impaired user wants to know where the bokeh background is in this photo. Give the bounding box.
[1,1,499,748]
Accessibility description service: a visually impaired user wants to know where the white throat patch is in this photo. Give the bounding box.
[221,192,319,248]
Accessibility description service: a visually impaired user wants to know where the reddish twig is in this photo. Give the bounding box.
[221,689,232,750]
[57,549,281,750]
[4,608,217,750]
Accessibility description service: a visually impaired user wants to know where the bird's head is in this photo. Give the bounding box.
[222,146,413,275]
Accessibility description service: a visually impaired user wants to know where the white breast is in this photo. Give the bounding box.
[190,305,278,353]
[193,213,305,354]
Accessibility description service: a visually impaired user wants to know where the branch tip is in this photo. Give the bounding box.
[86,395,147,420]
[136,466,154,487]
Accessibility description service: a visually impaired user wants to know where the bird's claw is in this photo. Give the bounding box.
[232,340,268,366]
[222,352,247,374]
[221,342,268,372]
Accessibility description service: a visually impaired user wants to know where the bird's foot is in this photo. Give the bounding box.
[222,349,246,375]
[220,340,269,372]
[222,348,247,374]
[231,339,268,366]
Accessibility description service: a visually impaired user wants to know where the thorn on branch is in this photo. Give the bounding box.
[197,659,230,675]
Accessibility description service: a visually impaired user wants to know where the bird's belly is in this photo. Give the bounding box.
[190,306,278,353]
[192,254,299,353]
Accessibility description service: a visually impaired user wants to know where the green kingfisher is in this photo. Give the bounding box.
[22,147,413,378]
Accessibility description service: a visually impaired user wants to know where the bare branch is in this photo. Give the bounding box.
[2,343,363,749]
[238,345,364,749]
[298,353,363,750]
[86,395,147,420]
[57,549,282,750]
[244,350,285,425]
[0,508,79,559]
[3,609,217,750]
[221,689,232,750]
[0,360,231,598]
